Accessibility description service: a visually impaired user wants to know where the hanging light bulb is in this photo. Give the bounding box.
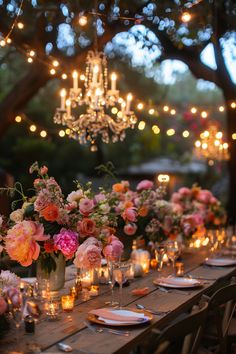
[181,12,191,23]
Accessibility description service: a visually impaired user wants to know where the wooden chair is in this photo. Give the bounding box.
[201,277,236,354]
[147,301,209,354]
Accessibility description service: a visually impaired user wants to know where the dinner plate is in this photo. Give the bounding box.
[153,276,201,289]
[205,257,236,266]
[87,308,152,326]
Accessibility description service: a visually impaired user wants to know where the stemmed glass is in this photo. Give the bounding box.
[8,296,23,346]
[112,261,130,309]
[154,243,166,272]
[166,241,180,274]
[106,257,119,306]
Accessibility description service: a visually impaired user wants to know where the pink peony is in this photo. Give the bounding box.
[54,229,78,259]
[197,190,212,204]
[79,198,94,216]
[122,207,137,222]
[210,196,218,205]
[0,297,7,315]
[124,223,137,236]
[136,180,154,191]
[67,190,83,203]
[74,237,102,269]
[171,192,182,204]
[94,193,106,203]
[178,187,191,197]
[34,189,52,212]
[5,221,48,266]
[77,218,97,237]
[103,235,124,261]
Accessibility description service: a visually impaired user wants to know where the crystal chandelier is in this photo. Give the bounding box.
[53,50,137,151]
[194,124,230,161]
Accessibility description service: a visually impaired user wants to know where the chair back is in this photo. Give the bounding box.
[150,301,209,354]
[202,277,236,353]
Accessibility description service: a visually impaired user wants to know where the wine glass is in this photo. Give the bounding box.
[166,241,180,274]
[10,301,23,346]
[113,261,130,309]
[154,243,166,272]
[106,257,119,307]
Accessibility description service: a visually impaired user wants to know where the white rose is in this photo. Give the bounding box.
[10,209,24,223]
[99,203,110,214]
[67,190,83,203]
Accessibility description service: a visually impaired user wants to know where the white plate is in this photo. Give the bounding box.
[205,258,236,266]
[88,308,152,326]
[153,276,201,288]
[21,277,36,284]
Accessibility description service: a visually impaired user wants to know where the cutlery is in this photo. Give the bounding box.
[84,321,130,336]
[157,286,192,295]
[135,304,170,316]
[57,342,73,352]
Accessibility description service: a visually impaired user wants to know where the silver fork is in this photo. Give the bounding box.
[84,321,130,337]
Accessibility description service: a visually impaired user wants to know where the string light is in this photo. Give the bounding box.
[138,121,146,130]
[181,12,191,23]
[231,102,236,109]
[27,57,33,63]
[219,106,224,112]
[111,107,118,114]
[201,111,208,118]
[29,50,35,57]
[232,133,236,140]
[50,68,56,75]
[17,22,24,29]
[152,125,160,134]
[149,108,155,115]
[6,38,12,44]
[80,74,86,81]
[191,107,197,114]
[52,60,59,67]
[166,128,175,136]
[78,15,88,26]
[170,109,176,115]
[163,105,169,112]
[65,128,71,135]
[29,124,37,132]
[182,130,190,138]
[0,40,6,47]
[15,115,22,123]
[40,130,47,138]
[61,73,67,80]
[59,130,65,137]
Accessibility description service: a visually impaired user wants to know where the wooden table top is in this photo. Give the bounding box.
[1,249,236,354]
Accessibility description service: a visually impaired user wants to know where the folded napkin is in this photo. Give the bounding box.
[158,277,199,285]
[131,287,149,296]
[89,308,145,322]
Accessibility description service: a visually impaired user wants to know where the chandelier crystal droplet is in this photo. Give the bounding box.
[53,50,137,151]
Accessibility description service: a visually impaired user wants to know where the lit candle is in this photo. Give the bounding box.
[89,285,99,297]
[95,88,101,109]
[126,264,134,280]
[141,260,150,274]
[45,300,60,320]
[81,272,92,289]
[61,295,74,312]
[60,89,66,110]
[93,65,99,84]
[111,72,117,91]
[66,99,71,117]
[175,262,184,277]
[70,286,78,299]
[126,93,132,113]
[162,253,169,263]
[72,70,78,90]
[20,281,25,292]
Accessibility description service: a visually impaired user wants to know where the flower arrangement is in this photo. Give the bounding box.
[0,162,123,275]
[110,179,179,243]
[171,185,226,239]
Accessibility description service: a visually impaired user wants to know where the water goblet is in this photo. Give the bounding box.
[113,261,130,309]
[154,243,166,272]
[106,256,120,307]
[166,241,180,274]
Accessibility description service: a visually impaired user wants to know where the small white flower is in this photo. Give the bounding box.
[0,270,20,289]
[10,209,24,223]
[99,203,110,214]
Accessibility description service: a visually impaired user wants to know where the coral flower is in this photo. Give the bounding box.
[138,205,149,217]
[124,201,134,209]
[122,207,137,222]
[41,204,59,221]
[78,218,97,237]
[112,183,125,193]
[5,221,48,266]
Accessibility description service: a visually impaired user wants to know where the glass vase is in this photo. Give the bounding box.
[36,253,65,292]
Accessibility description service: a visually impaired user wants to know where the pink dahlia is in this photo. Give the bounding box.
[136,180,154,191]
[54,229,78,259]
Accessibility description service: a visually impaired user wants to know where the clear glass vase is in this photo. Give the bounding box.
[36,253,65,291]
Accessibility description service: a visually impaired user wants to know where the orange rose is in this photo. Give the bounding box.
[124,201,134,209]
[41,204,59,222]
[112,183,125,193]
[138,205,149,217]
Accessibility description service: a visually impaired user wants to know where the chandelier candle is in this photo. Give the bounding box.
[111,72,117,91]
[60,89,66,110]
[72,71,78,90]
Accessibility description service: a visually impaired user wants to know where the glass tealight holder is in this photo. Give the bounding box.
[45,299,60,321]
[175,262,184,277]
[61,295,74,312]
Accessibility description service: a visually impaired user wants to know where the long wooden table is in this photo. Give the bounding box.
[1,249,236,354]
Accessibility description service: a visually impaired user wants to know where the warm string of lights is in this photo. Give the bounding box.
[0,0,24,47]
